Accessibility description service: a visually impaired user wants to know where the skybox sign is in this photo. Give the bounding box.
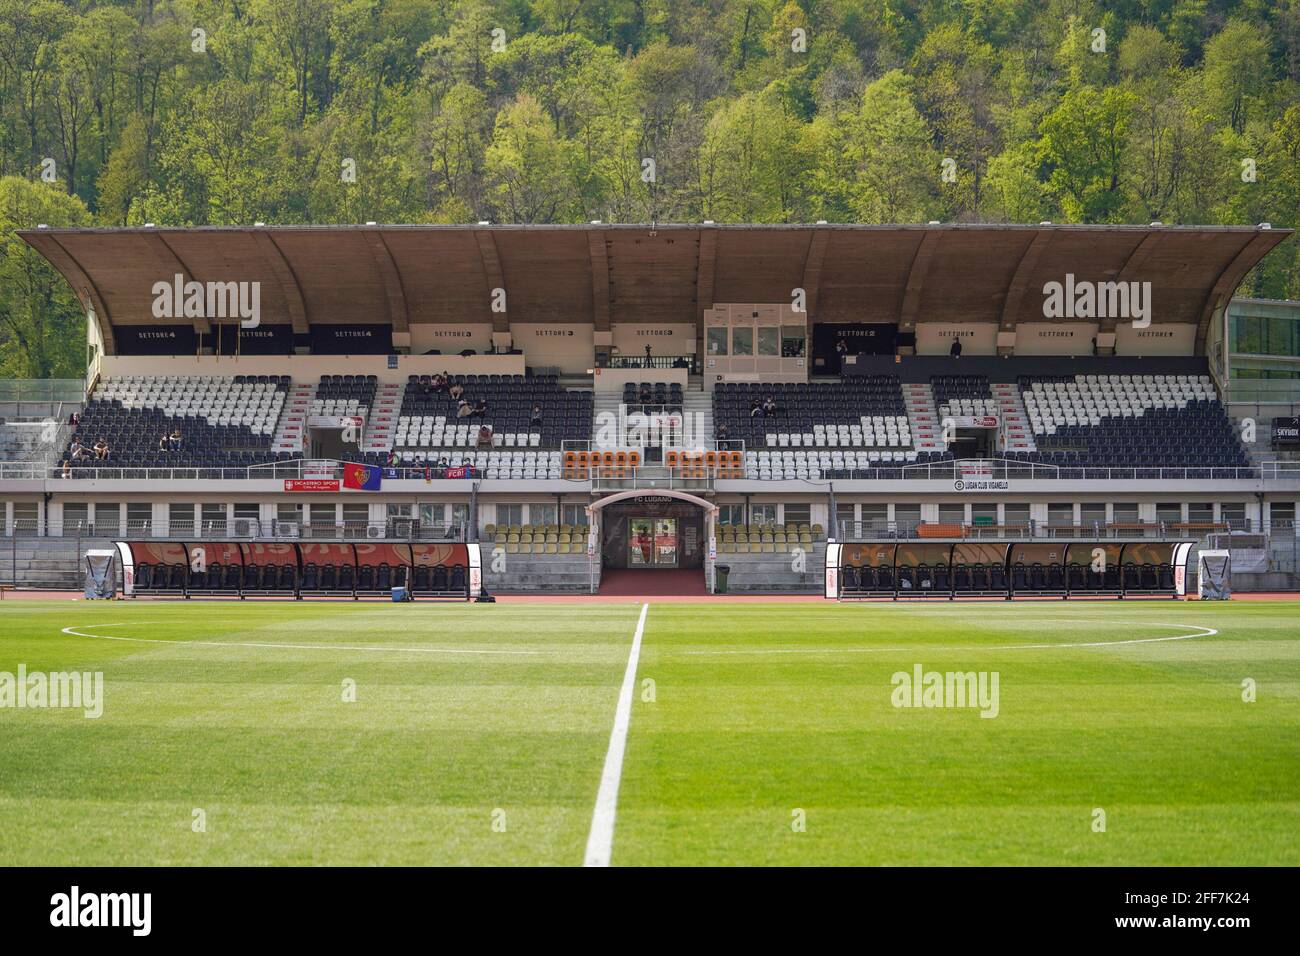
[151,274,261,328]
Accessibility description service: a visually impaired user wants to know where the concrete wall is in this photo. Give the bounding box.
[98,352,526,386]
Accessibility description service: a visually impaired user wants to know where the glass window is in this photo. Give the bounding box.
[276,503,303,529]
[497,504,523,527]
[1112,503,1139,523]
[938,504,965,523]
[1220,502,1246,526]
[1003,503,1030,525]
[1047,503,1074,526]
[781,328,806,357]
[1269,502,1295,530]
[835,503,856,535]
[309,503,336,537]
[64,502,89,532]
[386,503,412,517]
[706,328,728,356]
[894,504,921,527]
[94,503,121,533]
[1156,502,1182,523]
[971,503,997,526]
[343,503,369,538]
[561,504,586,527]
[1080,503,1105,526]
[418,503,443,526]
[783,503,811,525]
[530,503,557,527]
[1187,502,1213,522]
[127,502,152,533]
[751,503,777,525]
[718,504,744,526]
[758,327,779,356]
[732,327,753,356]
[233,502,259,519]
[12,501,39,534]
[201,503,227,534]
[450,503,469,532]
[169,503,195,534]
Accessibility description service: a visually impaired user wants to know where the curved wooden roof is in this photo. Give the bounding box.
[21,223,1289,355]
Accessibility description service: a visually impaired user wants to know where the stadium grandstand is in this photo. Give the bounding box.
[3,221,1299,598]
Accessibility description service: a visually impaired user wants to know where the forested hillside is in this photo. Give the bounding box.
[1,0,1298,377]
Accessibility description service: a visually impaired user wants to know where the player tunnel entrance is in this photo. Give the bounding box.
[588,490,719,592]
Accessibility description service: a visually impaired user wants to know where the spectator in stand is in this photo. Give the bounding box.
[386,449,398,468]
[476,424,494,449]
[158,434,170,452]
[170,429,182,450]
[449,381,464,400]
[68,411,79,427]
[836,338,849,357]
[93,438,109,460]
[530,403,543,426]
[456,398,473,418]
[60,459,72,479]
[431,373,446,393]
[472,399,487,417]
[717,422,730,443]
[762,394,777,417]
[69,437,86,460]
[949,337,962,358]
[750,398,764,419]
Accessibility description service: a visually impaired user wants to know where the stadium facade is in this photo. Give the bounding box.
[3,222,1298,597]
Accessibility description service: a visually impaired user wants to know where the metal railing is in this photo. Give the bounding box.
[603,355,700,373]
[5,458,489,481]
[835,519,1264,542]
[0,380,85,402]
[8,519,464,542]
[9,456,1300,483]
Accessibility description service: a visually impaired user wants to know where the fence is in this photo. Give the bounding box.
[4,519,464,542]
[0,380,85,402]
[13,456,1300,483]
[835,519,1264,542]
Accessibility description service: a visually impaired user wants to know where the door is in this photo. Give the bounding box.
[629,517,678,568]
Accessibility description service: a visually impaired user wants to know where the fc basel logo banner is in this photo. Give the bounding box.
[342,463,382,491]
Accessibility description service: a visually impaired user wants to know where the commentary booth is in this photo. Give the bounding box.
[827,540,1194,600]
[115,540,482,600]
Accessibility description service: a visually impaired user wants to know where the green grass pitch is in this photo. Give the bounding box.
[0,599,1296,866]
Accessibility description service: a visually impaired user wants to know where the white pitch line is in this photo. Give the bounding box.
[683,622,1218,656]
[584,601,649,868]
[60,623,539,656]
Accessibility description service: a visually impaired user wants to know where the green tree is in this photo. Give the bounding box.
[1037,85,1136,222]
[0,175,91,377]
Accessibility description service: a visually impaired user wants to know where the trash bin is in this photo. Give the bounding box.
[715,565,730,594]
